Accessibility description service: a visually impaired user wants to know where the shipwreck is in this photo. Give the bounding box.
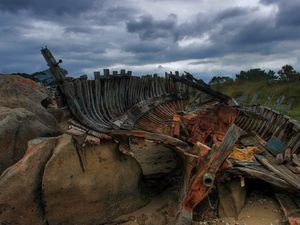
[38,48,300,225]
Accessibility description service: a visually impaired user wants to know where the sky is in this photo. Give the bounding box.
[0,0,300,81]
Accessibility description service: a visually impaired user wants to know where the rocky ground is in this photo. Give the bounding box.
[0,75,59,173]
[0,76,148,224]
[0,75,286,225]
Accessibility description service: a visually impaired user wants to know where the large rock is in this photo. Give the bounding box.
[43,135,147,225]
[130,141,181,176]
[0,75,57,128]
[0,75,59,173]
[0,134,148,225]
[0,137,57,225]
[0,75,48,104]
[218,178,246,219]
[0,107,58,173]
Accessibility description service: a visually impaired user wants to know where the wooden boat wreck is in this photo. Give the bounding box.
[41,48,300,225]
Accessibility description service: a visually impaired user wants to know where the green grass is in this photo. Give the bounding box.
[212,80,300,120]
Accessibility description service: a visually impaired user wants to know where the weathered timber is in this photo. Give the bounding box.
[236,106,300,154]
[175,124,243,225]
[41,48,197,133]
[40,48,300,225]
[41,47,66,81]
[170,73,232,103]
[255,154,300,190]
[226,167,293,191]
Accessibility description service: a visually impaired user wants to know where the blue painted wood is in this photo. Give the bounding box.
[265,137,287,154]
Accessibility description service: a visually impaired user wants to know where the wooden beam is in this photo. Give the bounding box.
[175,124,243,225]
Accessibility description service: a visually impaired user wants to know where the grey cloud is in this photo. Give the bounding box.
[215,7,256,21]
[261,0,300,26]
[276,4,300,27]
[188,59,218,65]
[0,0,99,16]
[124,41,166,53]
[1,0,300,78]
[126,14,178,40]
[122,1,299,68]
[83,5,139,26]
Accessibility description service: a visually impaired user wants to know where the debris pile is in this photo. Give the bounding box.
[41,47,300,225]
[0,48,299,225]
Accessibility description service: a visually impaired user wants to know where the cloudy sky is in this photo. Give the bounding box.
[0,0,299,80]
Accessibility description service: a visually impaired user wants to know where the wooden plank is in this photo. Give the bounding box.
[255,154,300,190]
[228,167,293,190]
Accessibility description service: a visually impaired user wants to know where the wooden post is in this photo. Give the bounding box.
[94,71,100,80]
[103,69,110,76]
[120,69,126,76]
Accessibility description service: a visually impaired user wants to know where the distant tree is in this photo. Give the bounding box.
[209,76,234,85]
[278,65,300,81]
[235,68,277,81]
[266,70,277,80]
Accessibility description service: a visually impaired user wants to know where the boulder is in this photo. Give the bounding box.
[0,107,58,173]
[0,137,57,225]
[0,75,59,173]
[0,134,148,225]
[0,75,48,104]
[43,135,147,225]
[130,141,181,176]
[0,75,58,128]
[218,178,246,219]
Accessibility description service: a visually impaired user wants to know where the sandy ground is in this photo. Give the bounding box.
[116,185,179,225]
[109,187,285,225]
[219,192,285,225]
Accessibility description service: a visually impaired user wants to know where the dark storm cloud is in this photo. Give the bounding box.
[261,0,300,26]
[82,5,139,26]
[230,19,300,45]
[0,0,99,16]
[122,6,259,63]
[276,4,300,27]
[124,41,167,53]
[123,0,300,68]
[126,14,178,40]
[1,0,300,77]
[226,0,300,47]
[215,7,255,21]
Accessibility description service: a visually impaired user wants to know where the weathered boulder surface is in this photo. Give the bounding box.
[0,107,58,174]
[43,135,147,225]
[0,137,57,225]
[0,75,53,122]
[0,134,147,225]
[0,75,59,173]
[130,141,181,176]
